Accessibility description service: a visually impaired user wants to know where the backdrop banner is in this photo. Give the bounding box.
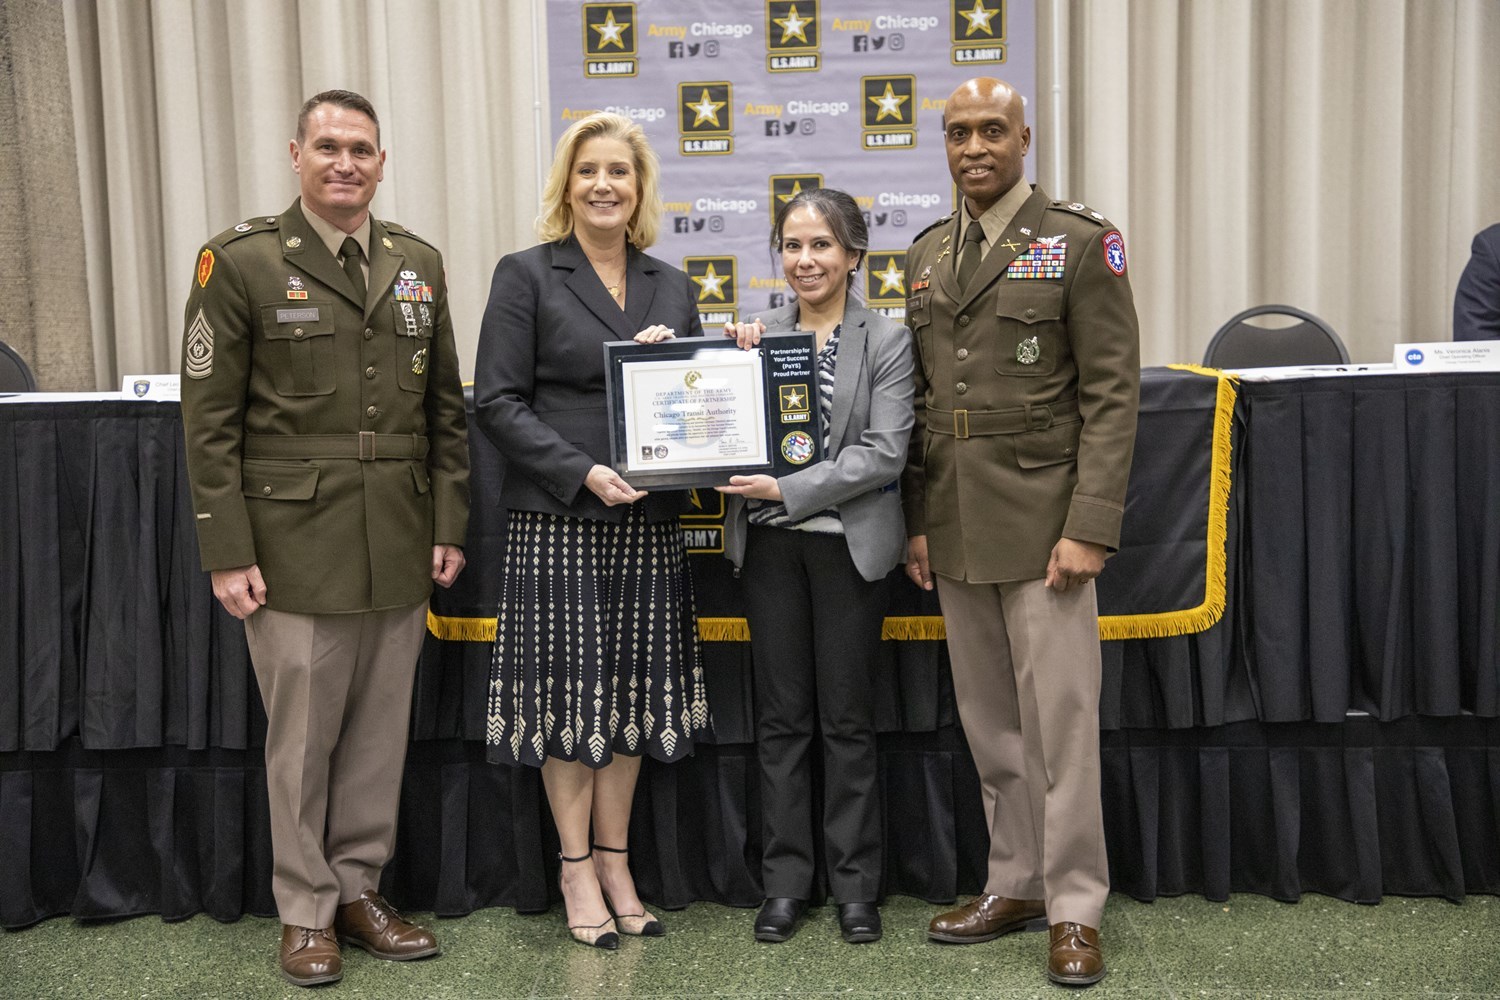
[545,0,1037,329]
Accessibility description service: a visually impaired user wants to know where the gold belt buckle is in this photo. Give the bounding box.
[953,409,970,439]
[358,431,376,461]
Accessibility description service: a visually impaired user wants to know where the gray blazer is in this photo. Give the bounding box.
[724,300,915,582]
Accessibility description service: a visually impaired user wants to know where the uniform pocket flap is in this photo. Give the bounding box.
[1013,419,1081,469]
[411,464,431,494]
[241,460,320,500]
[995,284,1064,324]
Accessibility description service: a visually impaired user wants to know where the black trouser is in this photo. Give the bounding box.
[742,525,887,904]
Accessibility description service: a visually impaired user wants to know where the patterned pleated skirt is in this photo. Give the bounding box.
[486,504,711,768]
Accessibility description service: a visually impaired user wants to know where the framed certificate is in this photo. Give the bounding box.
[603,333,824,488]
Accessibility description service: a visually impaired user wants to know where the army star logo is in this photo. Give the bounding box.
[693,262,729,300]
[592,10,627,48]
[688,89,725,128]
[873,257,905,295]
[958,0,999,35]
[869,82,909,123]
[775,3,811,43]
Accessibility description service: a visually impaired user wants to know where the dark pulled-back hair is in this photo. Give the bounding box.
[771,187,869,290]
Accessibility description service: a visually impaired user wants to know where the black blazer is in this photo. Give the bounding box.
[474,235,705,522]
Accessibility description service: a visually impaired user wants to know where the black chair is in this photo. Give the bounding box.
[1202,305,1349,369]
[0,340,38,392]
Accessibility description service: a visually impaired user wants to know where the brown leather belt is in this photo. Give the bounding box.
[927,398,1079,439]
[243,432,429,461]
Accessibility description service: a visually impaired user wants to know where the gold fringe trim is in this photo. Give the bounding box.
[881,616,947,641]
[426,611,496,643]
[697,617,750,642]
[1097,367,1237,640]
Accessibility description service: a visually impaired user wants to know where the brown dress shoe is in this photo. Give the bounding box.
[335,890,441,960]
[1048,922,1105,986]
[928,894,1047,943]
[280,924,341,987]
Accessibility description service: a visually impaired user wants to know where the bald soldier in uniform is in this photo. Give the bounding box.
[902,78,1139,987]
[180,90,469,988]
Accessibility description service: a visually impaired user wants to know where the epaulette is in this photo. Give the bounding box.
[912,211,956,244]
[381,220,438,252]
[1050,200,1111,227]
[214,215,281,245]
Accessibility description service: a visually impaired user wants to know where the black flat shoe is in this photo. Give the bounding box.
[753,897,806,943]
[838,902,882,944]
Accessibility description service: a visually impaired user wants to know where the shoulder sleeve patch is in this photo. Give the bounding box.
[195,248,215,288]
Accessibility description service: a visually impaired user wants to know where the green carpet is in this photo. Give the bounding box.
[3,893,1496,998]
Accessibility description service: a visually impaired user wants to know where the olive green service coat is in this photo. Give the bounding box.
[180,200,469,614]
[902,186,1140,583]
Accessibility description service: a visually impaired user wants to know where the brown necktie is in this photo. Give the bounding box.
[340,236,366,303]
[956,221,986,289]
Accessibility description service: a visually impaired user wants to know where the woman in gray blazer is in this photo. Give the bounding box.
[718,188,915,945]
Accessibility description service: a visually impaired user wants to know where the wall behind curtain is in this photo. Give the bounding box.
[23,1,1500,387]
[63,0,541,388]
[1047,0,1500,364]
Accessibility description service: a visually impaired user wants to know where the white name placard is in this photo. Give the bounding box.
[120,374,181,400]
[1393,341,1500,372]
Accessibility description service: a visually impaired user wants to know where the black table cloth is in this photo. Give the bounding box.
[2,369,1497,929]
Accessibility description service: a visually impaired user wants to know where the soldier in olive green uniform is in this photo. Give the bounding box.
[902,79,1139,988]
[180,90,468,988]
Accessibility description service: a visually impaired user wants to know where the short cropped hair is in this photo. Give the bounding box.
[772,187,869,291]
[537,112,663,249]
[296,90,381,148]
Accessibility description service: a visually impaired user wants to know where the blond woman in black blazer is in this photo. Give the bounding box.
[719,188,915,945]
[474,113,709,950]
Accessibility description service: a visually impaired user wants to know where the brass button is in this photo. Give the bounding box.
[264,217,276,223]
[293,327,304,339]
[956,348,969,360]
[365,366,376,378]
[958,315,971,327]
[366,405,377,418]
[364,327,374,340]
[1025,308,1037,319]
[1064,447,1074,456]
[956,382,968,394]
[262,485,272,495]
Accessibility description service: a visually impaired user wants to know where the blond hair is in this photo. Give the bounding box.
[536,112,663,249]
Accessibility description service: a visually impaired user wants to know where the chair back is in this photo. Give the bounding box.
[0,340,37,392]
[1202,305,1349,369]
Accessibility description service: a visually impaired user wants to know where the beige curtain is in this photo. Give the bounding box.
[1041,0,1500,365]
[62,0,542,389]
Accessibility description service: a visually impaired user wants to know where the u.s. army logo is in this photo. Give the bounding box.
[185,308,214,379]
[769,174,823,223]
[864,251,907,313]
[766,0,821,72]
[684,255,738,327]
[678,81,733,155]
[860,75,916,150]
[583,3,637,77]
[950,0,1006,64]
